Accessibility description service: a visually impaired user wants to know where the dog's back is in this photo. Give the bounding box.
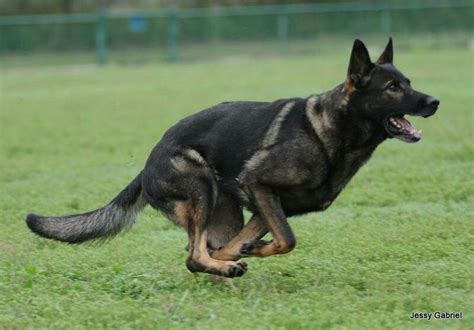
[150,99,301,178]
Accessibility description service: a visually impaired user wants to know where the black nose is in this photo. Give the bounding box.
[427,97,440,110]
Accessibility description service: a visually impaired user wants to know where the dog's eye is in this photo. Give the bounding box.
[387,82,400,92]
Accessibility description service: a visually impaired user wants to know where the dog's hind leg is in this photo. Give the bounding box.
[182,193,248,277]
[185,214,248,278]
[145,149,248,277]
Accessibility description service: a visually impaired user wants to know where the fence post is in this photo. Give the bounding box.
[95,10,107,65]
[380,9,391,36]
[166,7,178,62]
[277,14,289,55]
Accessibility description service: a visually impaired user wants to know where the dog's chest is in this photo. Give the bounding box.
[277,145,375,216]
[328,146,374,193]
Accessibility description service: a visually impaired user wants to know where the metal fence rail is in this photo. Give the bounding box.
[0,0,473,65]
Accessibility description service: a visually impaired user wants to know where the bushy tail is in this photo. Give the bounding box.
[26,172,146,244]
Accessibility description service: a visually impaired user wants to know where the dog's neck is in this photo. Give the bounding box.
[312,84,387,150]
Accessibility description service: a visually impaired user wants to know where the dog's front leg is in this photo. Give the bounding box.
[211,214,268,261]
[240,183,296,257]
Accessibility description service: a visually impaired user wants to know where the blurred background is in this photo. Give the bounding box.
[0,0,472,67]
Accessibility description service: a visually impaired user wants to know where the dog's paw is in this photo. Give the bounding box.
[186,259,248,278]
[224,261,248,278]
[240,240,272,257]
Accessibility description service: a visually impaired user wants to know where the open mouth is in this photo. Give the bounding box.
[384,115,421,143]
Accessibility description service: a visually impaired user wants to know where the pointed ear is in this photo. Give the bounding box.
[347,39,373,88]
[377,37,393,64]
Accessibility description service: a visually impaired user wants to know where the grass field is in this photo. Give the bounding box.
[1,46,473,329]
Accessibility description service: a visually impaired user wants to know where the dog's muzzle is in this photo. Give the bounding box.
[384,96,439,143]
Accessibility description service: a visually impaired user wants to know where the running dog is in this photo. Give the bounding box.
[26,38,439,277]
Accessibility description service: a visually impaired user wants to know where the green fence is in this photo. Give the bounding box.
[0,0,473,66]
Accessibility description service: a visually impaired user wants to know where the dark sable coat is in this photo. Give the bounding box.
[26,39,439,278]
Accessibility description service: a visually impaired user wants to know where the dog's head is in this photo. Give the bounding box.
[344,38,439,143]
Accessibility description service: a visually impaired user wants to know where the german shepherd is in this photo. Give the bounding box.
[26,38,439,278]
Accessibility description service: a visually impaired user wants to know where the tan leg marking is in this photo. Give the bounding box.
[212,215,267,261]
[241,184,296,258]
[189,230,248,277]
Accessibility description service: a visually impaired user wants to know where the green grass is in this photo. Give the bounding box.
[0,47,473,329]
